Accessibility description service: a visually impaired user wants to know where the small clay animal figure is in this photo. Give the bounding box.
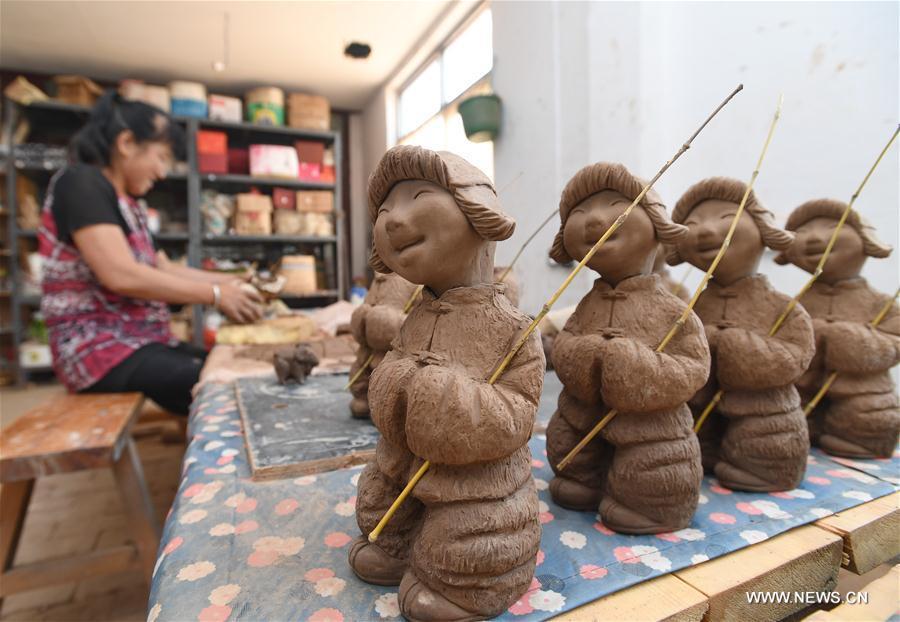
[348,273,419,418]
[775,199,899,458]
[669,178,814,491]
[273,344,319,385]
[274,343,319,384]
[545,162,709,534]
[349,145,544,621]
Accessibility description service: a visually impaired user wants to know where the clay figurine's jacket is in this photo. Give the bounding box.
[691,275,815,416]
[553,274,709,433]
[797,278,900,398]
[369,282,545,503]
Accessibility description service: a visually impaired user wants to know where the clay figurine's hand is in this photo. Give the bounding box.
[415,350,449,367]
[218,281,264,324]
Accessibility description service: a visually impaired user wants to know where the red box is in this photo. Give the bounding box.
[197,130,227,155]
[294,140,325,164]
[273,187,296,210]
[199,153,227,174]
[228,148,250,175]
[320,165,335,184]
[298,162,322,182]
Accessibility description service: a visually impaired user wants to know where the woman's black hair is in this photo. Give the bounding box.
[71,89,186,165]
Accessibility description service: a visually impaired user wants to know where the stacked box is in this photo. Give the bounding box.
[288,93,330,130]
[208,94,242,122]
[249,145,299,179]
[197,130,228,174]
[296,190,333,213]
[235,194,272,235]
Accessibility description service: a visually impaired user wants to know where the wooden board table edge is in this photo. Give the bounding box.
[814,491,899,575]
[673,524,842,621]
[551,573,709,622]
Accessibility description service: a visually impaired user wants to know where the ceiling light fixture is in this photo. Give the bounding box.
[212,12,230,72]
[344,42,372,59]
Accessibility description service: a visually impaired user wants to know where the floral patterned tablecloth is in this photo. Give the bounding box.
[148,378,898,622]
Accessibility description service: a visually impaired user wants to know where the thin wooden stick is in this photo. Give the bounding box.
[559,94,783,470]
[368,83,743,542]
[803,286,899,416]
[344,284,425,391]
[696,125,900,433]
[498,208,560,283]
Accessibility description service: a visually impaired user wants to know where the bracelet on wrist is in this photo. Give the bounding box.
[211,284,221,309]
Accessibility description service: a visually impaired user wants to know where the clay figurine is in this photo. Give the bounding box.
[545,162,709,534]
[348,145,544,620]
[775,199,899,458]
[273,344,319,385]
[668,178,814,490]
[348,272,420,418]
[654,247,690,302]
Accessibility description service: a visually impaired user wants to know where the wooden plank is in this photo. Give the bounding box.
[0,545,140,597]
[674,525,843,622]
[0,479,34,608]
[236,376,379,480]
[112,438,160,585]
[803,564,900,621]
[815,492,899,575]
[554,574,709,622]
[0,393,144,482]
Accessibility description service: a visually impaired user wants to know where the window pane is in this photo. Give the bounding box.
[399,114,446,151]
[442,9,493,104]
[398,60,441,137]
[445,112,493,180]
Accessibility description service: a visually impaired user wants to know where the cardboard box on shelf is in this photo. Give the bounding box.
[120,80,170,112]
[272,188,295,210]
[235,193,273,235]
[197,130,228,174]
[208,94,242,122]
[298,212,334,237]
[297,162,322,182]
[53,75,103,107]
[273,209,303,235]
[249,145,299,179]
[228,148,250,175]
[279,255,317,295]
[294,140,325,165]
[288,93,330,130]
[246,87,285,126]
[296,190,333,213]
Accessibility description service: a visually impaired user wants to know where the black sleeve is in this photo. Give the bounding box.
[51,164,130,244]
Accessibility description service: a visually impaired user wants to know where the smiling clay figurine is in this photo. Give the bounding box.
[545,162,709,534]
[348,145,545,621]
[348,273,420,418]
[668,178,814,491]
[775,200,899,458]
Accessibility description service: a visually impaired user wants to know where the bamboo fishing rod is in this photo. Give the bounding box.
[802,286,900,416]
[367,83,744,543]
[694,124,900,434]
[557,94,784,471]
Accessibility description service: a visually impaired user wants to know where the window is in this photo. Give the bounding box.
[396,6,494,179]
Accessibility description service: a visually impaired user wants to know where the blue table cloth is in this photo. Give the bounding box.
[148,379,898,622]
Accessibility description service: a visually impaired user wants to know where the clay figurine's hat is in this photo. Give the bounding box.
[550,162,686,264]
[667,177,793,265]
[773,198,892,264]
[368,145,515,273]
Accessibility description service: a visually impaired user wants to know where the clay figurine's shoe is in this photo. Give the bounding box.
[350,397,370,419]
[548,476,601,511]
[599,497,682,534]
[348,537,405,586]
[817,434,878,459]
[399,571,483,622]
[713,461,780,492]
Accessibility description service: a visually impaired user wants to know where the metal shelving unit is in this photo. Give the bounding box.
[4,98,346,383]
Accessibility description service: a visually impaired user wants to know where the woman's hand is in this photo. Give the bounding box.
[217,281,264,324]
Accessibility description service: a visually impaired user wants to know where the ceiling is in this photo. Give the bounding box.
[0,1,453,110]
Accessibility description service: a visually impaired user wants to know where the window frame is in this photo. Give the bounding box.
[395,2,492,145]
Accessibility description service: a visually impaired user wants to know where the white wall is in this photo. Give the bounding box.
[493,1,899,315]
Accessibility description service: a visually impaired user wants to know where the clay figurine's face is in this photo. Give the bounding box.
[676,199,763,285]
[374,179,488,294]
[785,216,866,282]
[562,189,657,283]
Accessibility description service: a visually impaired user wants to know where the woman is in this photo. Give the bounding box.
[39,91,262,415]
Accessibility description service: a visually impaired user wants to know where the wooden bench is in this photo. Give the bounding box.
[0,393,159,603]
